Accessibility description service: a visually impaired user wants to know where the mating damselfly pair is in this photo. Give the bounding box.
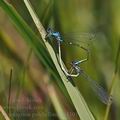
[45,27,112,104]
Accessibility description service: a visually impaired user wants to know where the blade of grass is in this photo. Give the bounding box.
[41,0,53,27]
[0,105,10,120]
[104,40,120,120]
[44,74,68,120]
[7,68,13,115]
[23,0,95,119]
[15,48,32,104]
[0,30,23,65]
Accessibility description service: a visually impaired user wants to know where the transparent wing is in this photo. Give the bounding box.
[61,32,96,48]
[81,71,111,104]
[63,40,90,48]
[62,32,96,42]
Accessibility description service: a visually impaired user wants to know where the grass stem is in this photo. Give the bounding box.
[104,40,120,120]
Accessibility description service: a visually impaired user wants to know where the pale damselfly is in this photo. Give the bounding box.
[46,27,112,104]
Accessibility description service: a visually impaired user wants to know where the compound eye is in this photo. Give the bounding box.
[47,27,52,33]
[71,60,77,65]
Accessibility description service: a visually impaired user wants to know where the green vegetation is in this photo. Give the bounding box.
[0,0,120,120]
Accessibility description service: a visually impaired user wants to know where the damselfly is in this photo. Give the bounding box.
[46,27,112,104]
[46,27,91,78]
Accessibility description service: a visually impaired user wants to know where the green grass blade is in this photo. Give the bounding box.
[0,105,10,120]
[23,0,95,119]
[41,0,53,27]
[104,40,120,120]
[44,76,68,120]
[0,30,23,65]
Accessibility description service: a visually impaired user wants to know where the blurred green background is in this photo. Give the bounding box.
[0,0,120,120]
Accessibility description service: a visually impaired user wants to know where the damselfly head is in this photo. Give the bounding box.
[71,60,77,65]
[71,60,80,66]
[46,27,53,39]
[47,27,53,33]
